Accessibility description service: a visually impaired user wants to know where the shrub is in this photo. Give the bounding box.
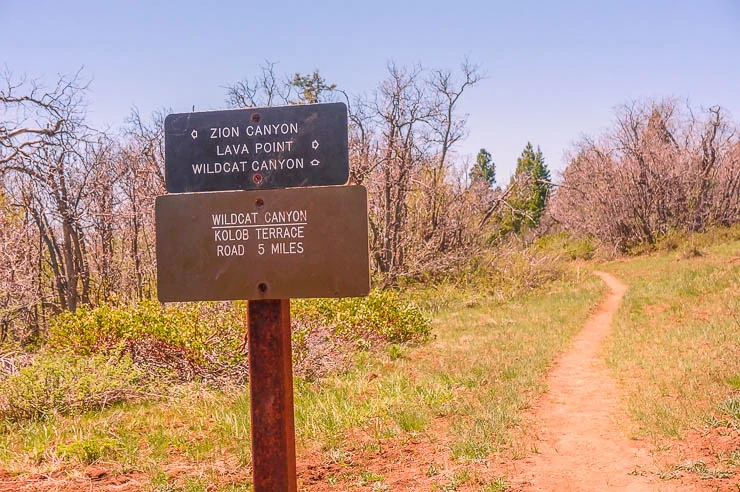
[46,291,431,384]
[57,435,121,464]
[533,232,597,260]
[551,100,740,250]
[48,301,247,382]
[0,352,145,422]
[292,289,432,347]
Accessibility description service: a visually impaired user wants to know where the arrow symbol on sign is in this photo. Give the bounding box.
[312,140,319,150]
[311,159,320,166]
[191,130,198,139]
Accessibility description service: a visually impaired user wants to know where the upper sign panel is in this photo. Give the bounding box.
[164,102,349,193]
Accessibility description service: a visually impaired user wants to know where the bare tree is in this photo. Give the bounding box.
[350,61,484,281]
[84,135,124,302]
[0,182,41,342]
[118,108,168,300]
[226,61,337,109]
[364,63,433,277]
[226,61,293,108]
[0,69,97,312]
[551,99,740,249]
[425,60,483,238]
[0,69,83,165]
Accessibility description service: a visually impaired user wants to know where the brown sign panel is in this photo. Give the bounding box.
[155,186,370,301]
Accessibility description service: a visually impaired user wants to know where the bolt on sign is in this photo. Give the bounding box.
[164,102,349,193]
[155,185,370,301]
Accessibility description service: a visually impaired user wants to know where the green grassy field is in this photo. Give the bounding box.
[1,232,739,490]
[0,254,605,490]
[291,272,603,490]
[603,238,740,477]
[605,241,740,436]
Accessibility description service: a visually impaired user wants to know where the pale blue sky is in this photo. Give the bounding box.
[3,0,739,180]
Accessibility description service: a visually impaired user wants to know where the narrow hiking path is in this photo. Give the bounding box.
[508,272,677,492]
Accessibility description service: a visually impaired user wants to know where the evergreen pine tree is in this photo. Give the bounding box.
[290,70,336,104]
[470,148,496,186]
[503,142,551,234]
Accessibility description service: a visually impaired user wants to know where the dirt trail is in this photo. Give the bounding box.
[509,271,676,492]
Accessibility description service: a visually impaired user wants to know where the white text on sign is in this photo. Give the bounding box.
[211,209,307,257]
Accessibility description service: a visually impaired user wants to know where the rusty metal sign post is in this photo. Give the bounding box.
[157,102,368,491]
[248,299,297,492]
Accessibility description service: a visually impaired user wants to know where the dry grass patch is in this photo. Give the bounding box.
[604,237,740,482]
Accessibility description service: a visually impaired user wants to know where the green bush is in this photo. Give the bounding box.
[57,435,121,464]
[533,232,597,260]
[48,301,246,381]
[0,352,145,422]
[46,291,430,384]
[292,289,431,346]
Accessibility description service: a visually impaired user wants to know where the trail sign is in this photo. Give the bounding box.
[164,102,349,193]
[155,185,369,301]
[159,100,364,491]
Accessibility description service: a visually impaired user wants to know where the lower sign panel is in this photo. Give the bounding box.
[156,186,370,301]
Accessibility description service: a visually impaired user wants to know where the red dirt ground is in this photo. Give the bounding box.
[504,272,672,491]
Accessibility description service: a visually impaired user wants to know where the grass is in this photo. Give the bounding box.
[0,255,604,489]
[0,385,255,488]
[291,267,603,488]
[604,239,740,441]
[603,233,740,487]
[10,230,731,489]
